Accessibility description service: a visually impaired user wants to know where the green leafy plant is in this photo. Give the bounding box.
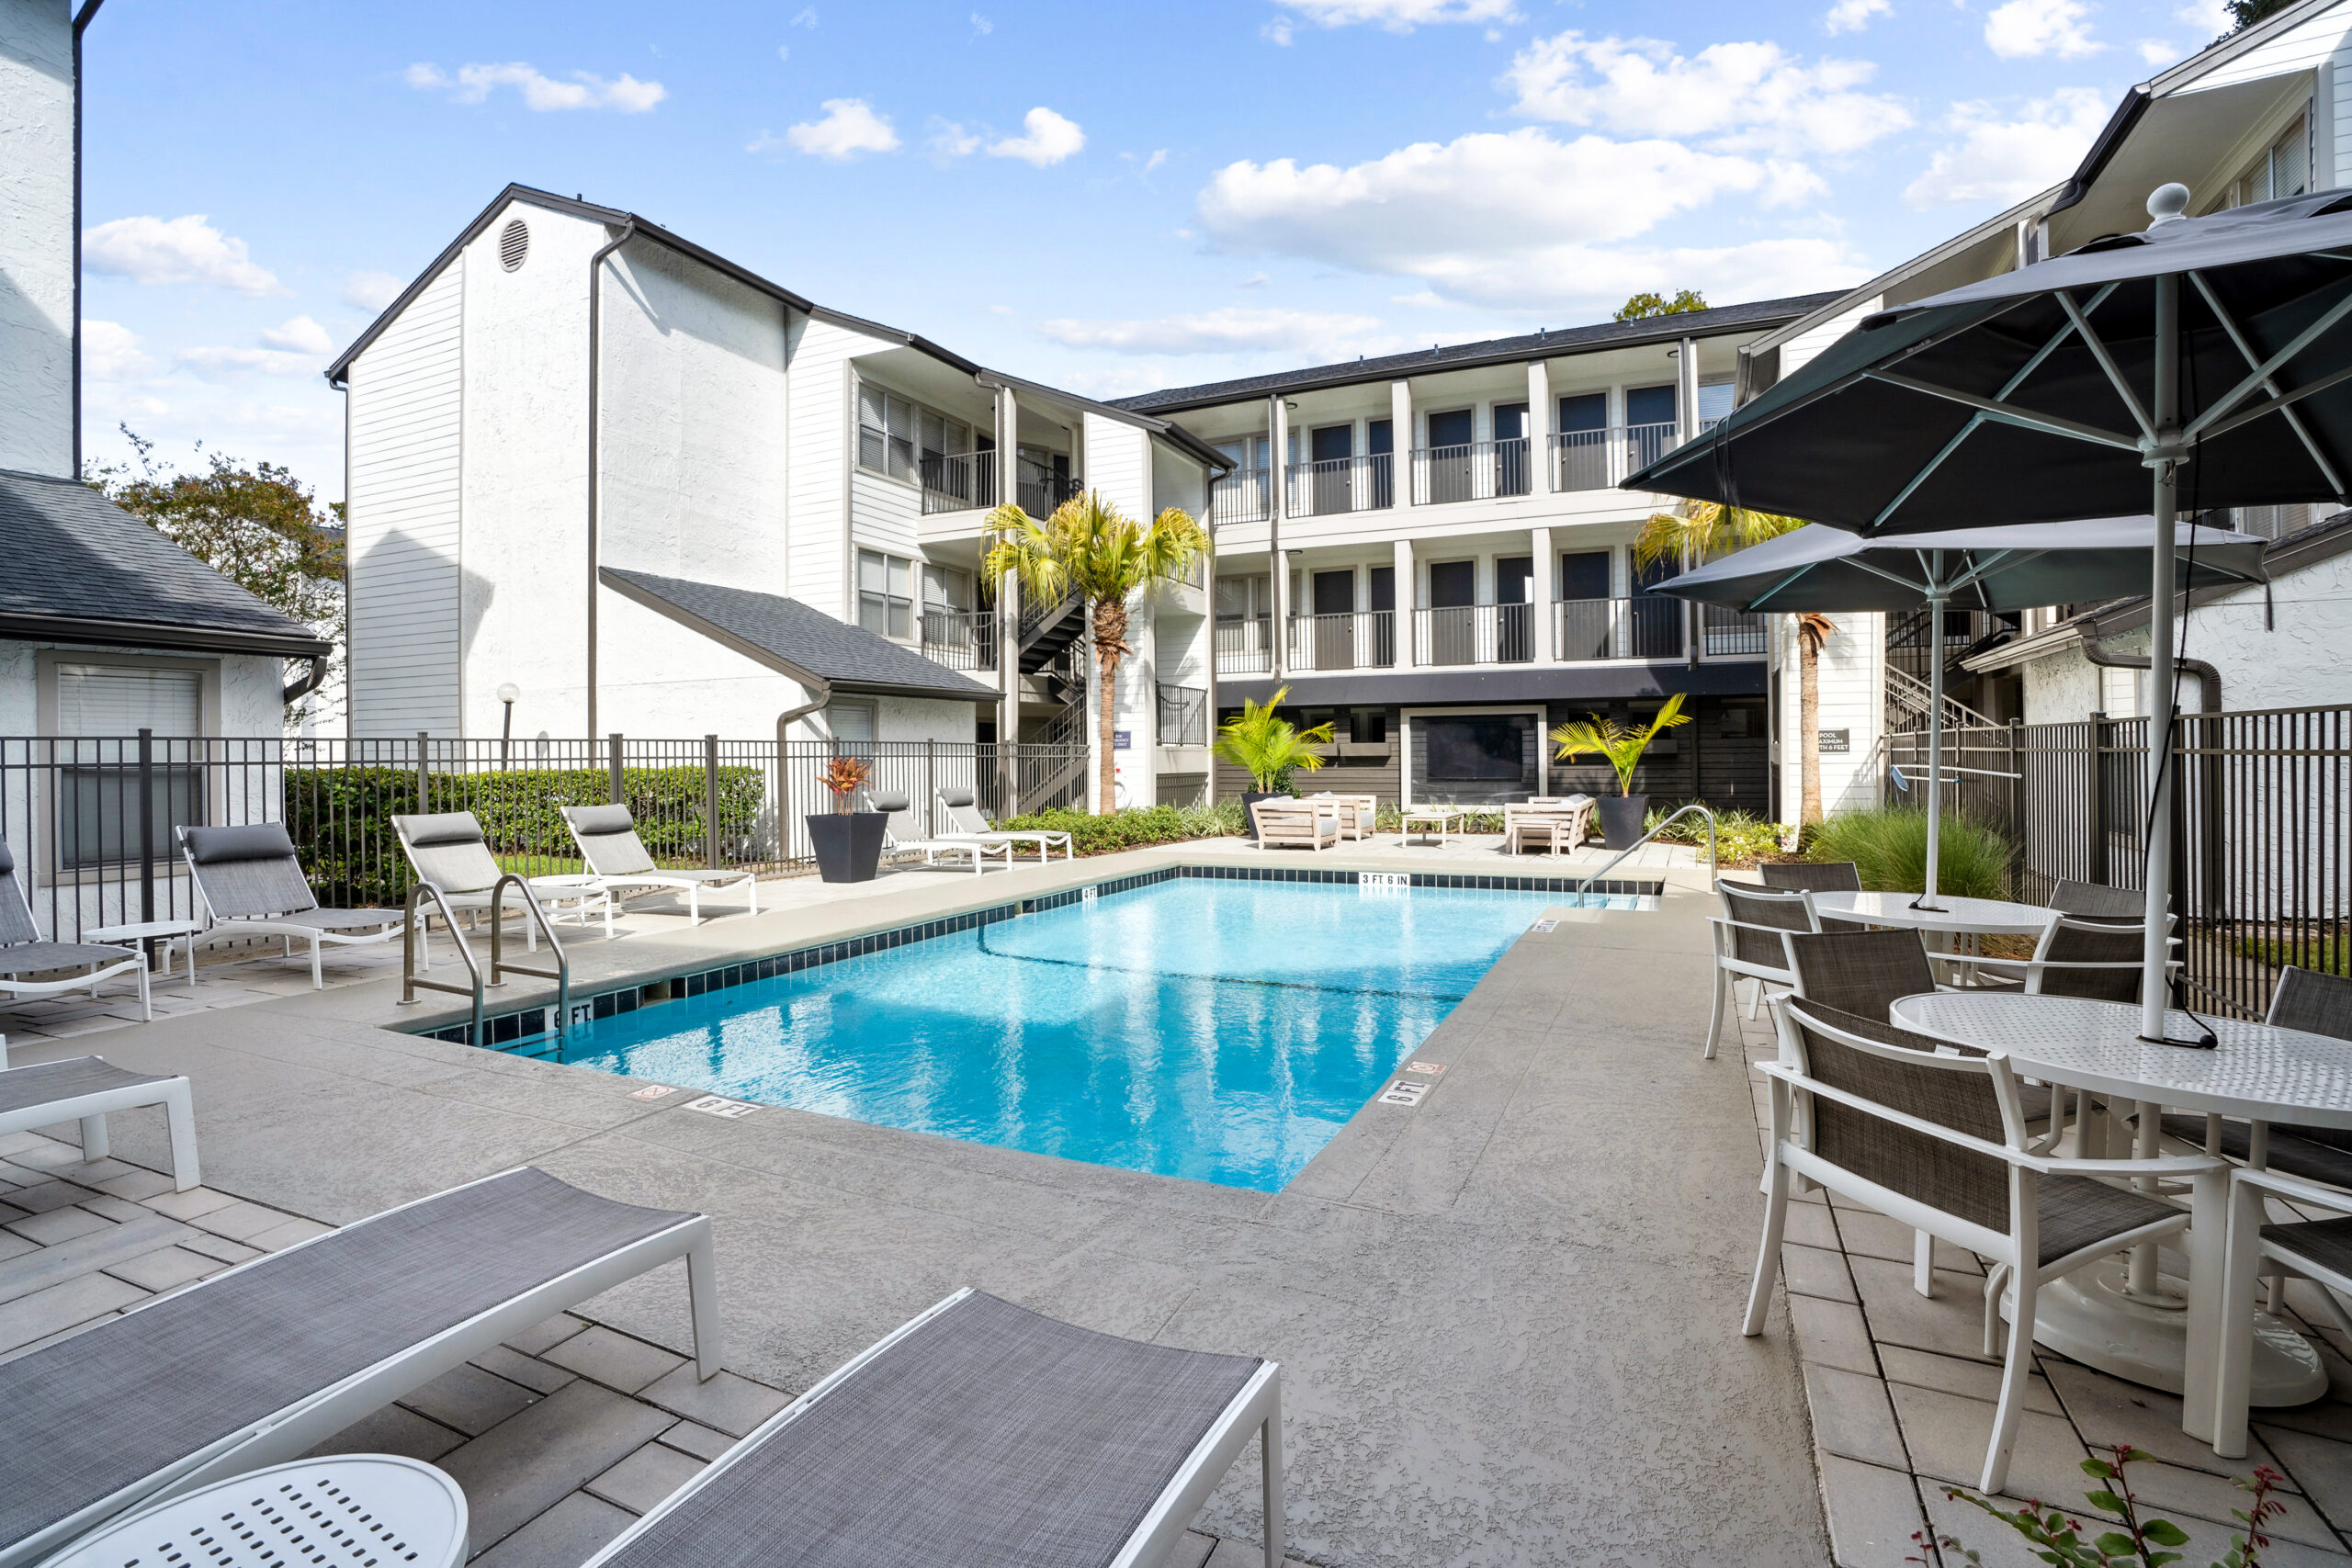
[2236,927,2348,978]
[1549,694,1690,797]
[1915,1446,2281,1567]
[1212,687,1336,794]
[1643,801,1785,865]
[1614,289,1708,320]
[1806,806,2015,899]
[994,802,1245,856]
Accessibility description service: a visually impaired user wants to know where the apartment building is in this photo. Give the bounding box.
[1108,297,1838,812]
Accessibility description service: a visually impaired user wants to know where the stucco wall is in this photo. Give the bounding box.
[0,641,284,737]
[0,0,73,478]
[591,586,815,740]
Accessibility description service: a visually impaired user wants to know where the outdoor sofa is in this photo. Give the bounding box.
[0,1166,719,1568]
[934,787,1073,861]
[1253,799,1339,852]
[0,1034,198,1190]
[393,809,614,955]
[560,803,759,924]
[0,835,150,1021]
[864,789,1012,874]
[579,1287,1285,1568]
[178,823,405,989]
[1304,791,1377,841]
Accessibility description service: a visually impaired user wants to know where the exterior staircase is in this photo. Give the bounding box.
[1883,664,1996,736]
[1017,589,1087,674]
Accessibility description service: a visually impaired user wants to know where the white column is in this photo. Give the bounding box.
[1394,536,1416,668]
[1390,380,1413,505]
[994,384,1021,782]
[1270,394,1290,678]
[1527,359,1551,493]
[1531,525,1555,665]
[1677,336,1701,444]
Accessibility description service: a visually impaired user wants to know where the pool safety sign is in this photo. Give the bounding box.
[1531,919,1557,932]
[1378,1079,1430,1106]
[628,1084,679,1101]
[684,1095,759,1119]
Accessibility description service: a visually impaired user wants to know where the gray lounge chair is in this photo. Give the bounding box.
[580,1288,1283,1568]
[393,810,614,956]
[178,823,405,989]
[862,791,1012,874]
[0,836,150,1021]
[560,804,759,923]
[0,1035,198,1190]
[0,1166,719,1568]
[934,786,1073,862]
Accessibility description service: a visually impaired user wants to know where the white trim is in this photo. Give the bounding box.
[1397,704,1548,808]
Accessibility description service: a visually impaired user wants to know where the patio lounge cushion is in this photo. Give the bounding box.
[0,941,140,977]
[0,1168,695,1556]
[400,812,487,848]
[566,804,637,838]
[181,822,300,864]
[0,1056,172,1118]
[398,812,501,895]
[600,1291,1260,1568]
[938,787,977,809]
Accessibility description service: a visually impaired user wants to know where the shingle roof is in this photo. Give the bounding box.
[0,469,331,658]
[601,569,999,703]
[1104,293,1847,415]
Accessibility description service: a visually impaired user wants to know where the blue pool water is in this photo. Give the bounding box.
[555,879,1634,1190]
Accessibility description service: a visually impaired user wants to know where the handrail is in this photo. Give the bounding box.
[488,873,571,1043]
[398,880,485,1047]
[1575,803,1717,895]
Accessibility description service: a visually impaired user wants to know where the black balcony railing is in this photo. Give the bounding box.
[1547,422,1682,493]
[1551,597,1689,660]
[1414,604,1535,666]
[1701,604,1767,657]
[1016,457,1081,519]
[919,450,996,515]
[1213,616,1275,675]
[1285,611,1396,672]
[919,605,997,671]
[1412,439,1532,505]
[1156,683,1208,748]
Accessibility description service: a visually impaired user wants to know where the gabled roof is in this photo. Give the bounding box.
[1103,293,1844,415]
[601,569,999,704]
[0,469,331,659]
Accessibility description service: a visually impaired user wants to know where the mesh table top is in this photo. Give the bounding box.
[1814,891,2062,936]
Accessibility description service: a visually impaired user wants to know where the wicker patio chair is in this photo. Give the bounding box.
[2049,879,2145,920]
[1758,860,1869,932]
[1704,883,1819,1059]
[2162,968,2352,1188]
[1748,997,2223,1494]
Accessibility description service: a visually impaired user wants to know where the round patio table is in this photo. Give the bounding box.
[44,1454,468,1567]
[1891,990,2352,1427]
[1811,890,2059,937]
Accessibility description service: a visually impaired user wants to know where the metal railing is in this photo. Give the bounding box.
[1576,804,1716,894]
[487,870,571,1044]
[1283,454,1395,517]
[1016,457,1081,519]
[919,450,995,515]
[1701,604,1768,657]
[400,880,484,1047]
[1415,604,1537,666]
[920,605,997,671]
[1287,610,1396,671]
[1883,703,2350,1021]
[1412,438,1532,505]
[1549,422,1681,492]
[1213,617,1275,675]
[1157,684,1207,748]
[1211,468,1272,526]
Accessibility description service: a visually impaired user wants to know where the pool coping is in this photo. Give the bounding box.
[408,861,1665,1053]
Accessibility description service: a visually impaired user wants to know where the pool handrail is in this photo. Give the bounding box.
[1573,804,1716,896]
[397,880,485,1046]
[488,872,571,1044]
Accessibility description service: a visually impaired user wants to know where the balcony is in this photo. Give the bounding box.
[1410,439,1533,506]
[1213,615,1274,675]
[920,451,995,515]
[1211,467,1272,526]
[919,604,997,671]
[1549,422,1680,493]
[1156,682,1207,747]
[1554,596,1684,660]
[1017,457,1081,519]
[1286,610,1396,672]
[1414,604,1537,666]
[1701,603,1767,657]
[1283,454,1394,517]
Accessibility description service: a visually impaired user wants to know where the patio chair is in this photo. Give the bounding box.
[177,823,404,990]
[0,1035,198,1190]
[2218,1160,2352,1457]
[0,1166,720,1568]
[1306,791,1377,841]
[1253,798,1339,852]
[933,787,1073,862]
[560,803,760,924]
[1704,882,1819,1059]
[0,836,150,1021]
[1758,860,1869,932]
[1503,796,1593,856]
[578,1287,1284,1568]
[393,811,614,959]
[2048,879,2146,920]
[2162,968,2352,1188]
[1748,997,2223,1494]
[1965,914,2179,1003]
[863,790,1012,874]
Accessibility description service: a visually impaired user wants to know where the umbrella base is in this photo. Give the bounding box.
[2001,1258,2325,1406]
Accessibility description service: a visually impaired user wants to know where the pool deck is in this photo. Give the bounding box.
[1,834,1836,1566]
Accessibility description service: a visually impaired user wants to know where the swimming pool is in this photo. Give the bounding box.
[551,878,1637,1190]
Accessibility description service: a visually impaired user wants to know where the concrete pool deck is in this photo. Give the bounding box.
[2,835,1836,1565]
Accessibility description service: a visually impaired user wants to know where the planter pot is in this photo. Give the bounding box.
[807,811,888,883]
[1239,791,1285,844]
[1596,795,1649,852]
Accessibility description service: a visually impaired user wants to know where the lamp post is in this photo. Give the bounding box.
[496,683,519,766]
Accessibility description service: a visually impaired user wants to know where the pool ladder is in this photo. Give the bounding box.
[399,874,571,1048]
[1573,804,1717,897]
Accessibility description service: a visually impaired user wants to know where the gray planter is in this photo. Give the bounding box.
[1596,795,1649,852]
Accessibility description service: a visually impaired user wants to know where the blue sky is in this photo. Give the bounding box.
[76,0,2233,500]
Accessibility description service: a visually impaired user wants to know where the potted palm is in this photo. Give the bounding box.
[1211,687,1335,842]
[806,755,887,882]
[1549,694,1690,852]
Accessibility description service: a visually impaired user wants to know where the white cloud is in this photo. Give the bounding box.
[790,6,818,24]
[1263,17,1295,44]
[1502,32,1910,157]
[1196,126,1855,311]
[2137,38,2179,63]
[83,214,284,296]
[930,119,982,157]
[1824,0,1891,31]
[341,270,404,311]
[2175,0,2231,32]
[779,98,900,159]
[1903,87,2110,207]
[1271,0,1519,31]
[405,61,667,112]
[1035,308,1389,355]
[776,43,790,62]
[178,345,319,378]
[989,107,1085,165]
[971,12,993,34]
[1984,0,2102,58]
[81,321,153,381]
[261,316,334,355]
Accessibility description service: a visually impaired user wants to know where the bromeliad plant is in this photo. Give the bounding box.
[1548,693,1690,796]
[1915,1446,2282,1567]
[820,755,872,815]
[1210,687,1335,795]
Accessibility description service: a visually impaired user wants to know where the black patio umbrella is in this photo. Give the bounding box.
[1629,183,2349,1043]
[1655,519,2266,903]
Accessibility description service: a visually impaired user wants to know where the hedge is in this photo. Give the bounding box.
[286,764,763,908]
[994,802,1245,856]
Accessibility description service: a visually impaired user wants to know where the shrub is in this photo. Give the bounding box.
[1643,802,1785,866]
[994,801,1245,855]
[1805,806,2015,899]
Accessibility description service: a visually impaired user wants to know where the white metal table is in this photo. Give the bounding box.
[1812,890,2060,938]
[85,918,206,991]
[1399,808,1462,847]
[42,1454,467,1567]
[1891,991,2352,1427]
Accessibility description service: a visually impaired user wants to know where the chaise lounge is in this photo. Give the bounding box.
[560,803,760,924]
[178,823,406,990]
[864,790,1013,874]
[934,786,1073,862]
[0,1034,198,1191]
[0,836,150,1021]
[394,809,615,954]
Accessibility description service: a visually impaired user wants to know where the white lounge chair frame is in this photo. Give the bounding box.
[862,790,1012,874]
[560,804,760,924]
[392,812,614,969]
[0,1036,198,1190]
[177,824,404,990]
[579,1287,1285,1568]
[1,1167,721,1568]
[933,788,1073,862]
[0,837,150,1021]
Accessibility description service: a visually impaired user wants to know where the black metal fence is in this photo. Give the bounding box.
[1,732,1088,942]
[1886,703,2350,1019]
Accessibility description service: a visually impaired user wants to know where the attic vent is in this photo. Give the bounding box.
[499,219,529,272]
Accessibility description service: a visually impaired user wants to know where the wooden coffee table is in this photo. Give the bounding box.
[1399,808,1462,846]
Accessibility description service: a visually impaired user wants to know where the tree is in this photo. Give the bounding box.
[1634,499,1838,825]
[1211,686,1334,793]
[2226,0,2293,31]
[84,427,346,723]
[1614,289,1708,321]
[983,491,1210,814]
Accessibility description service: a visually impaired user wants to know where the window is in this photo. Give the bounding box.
[1557,392,1607,433]
[922,563,973,612]
[857,383,976,485]
[57,665,201,734]
[2258,114,2310,203]
[1698,378,1736,427]
[857,549,914,639]
[1425,716,1528,781]
[52,662,208,870]
[1625,384,1678,429]
[827,700,876,743]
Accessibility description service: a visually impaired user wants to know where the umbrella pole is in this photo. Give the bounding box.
[2142,276,2182,1045]
[1917,580,1948,910]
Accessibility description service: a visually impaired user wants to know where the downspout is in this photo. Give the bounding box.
[775,680,832,852]
[585,219,637,737]
[71,0,105,475]
[2081,630,2221,941]
[282,654,329,706]
[2078,634,2219,714]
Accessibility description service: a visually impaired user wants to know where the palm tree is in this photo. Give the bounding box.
[1211,686,1334,793]
[983,491,1210,814]
[1634,500,1838,825]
